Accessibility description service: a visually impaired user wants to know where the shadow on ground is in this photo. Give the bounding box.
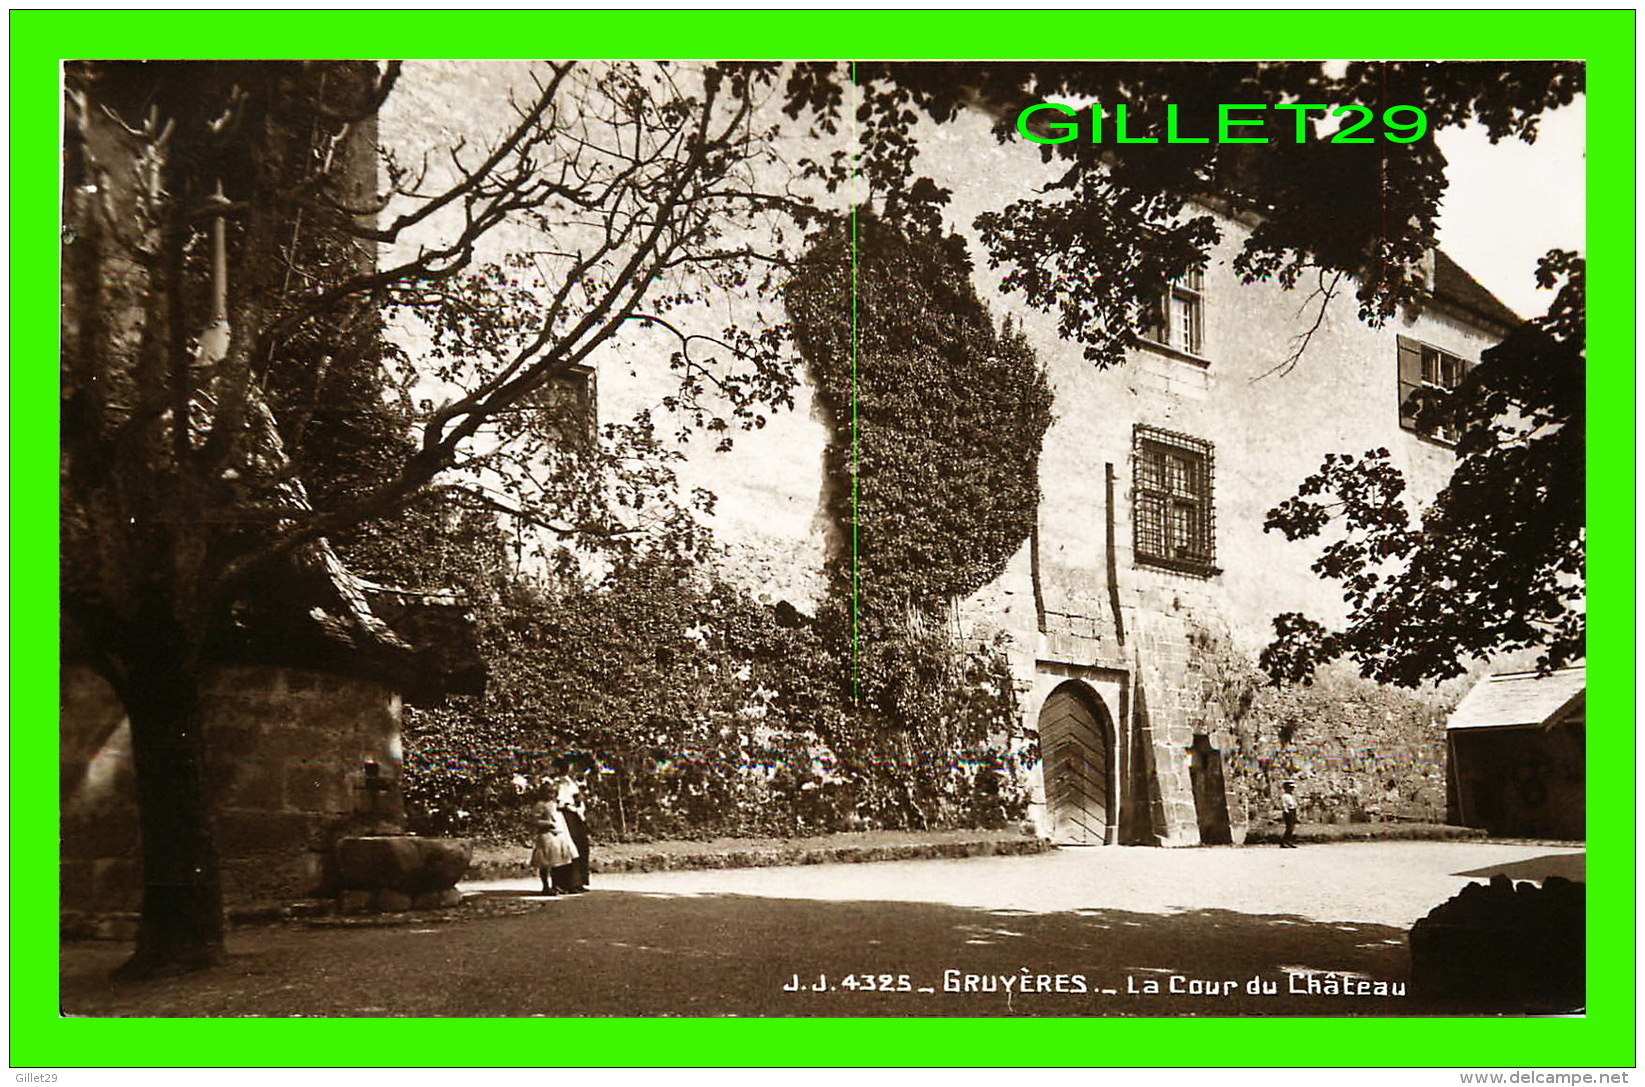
[59,887,1456,1018]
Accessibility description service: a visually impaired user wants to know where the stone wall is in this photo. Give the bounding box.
[1224,664,1453,834]
[58,668,140,918]
[61,664,404,917]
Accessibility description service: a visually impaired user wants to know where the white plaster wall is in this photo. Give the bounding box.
[919,106,1496,662]
[381,64,1498,641]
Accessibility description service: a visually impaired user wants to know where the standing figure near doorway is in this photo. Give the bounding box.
[1280,779,1300,848]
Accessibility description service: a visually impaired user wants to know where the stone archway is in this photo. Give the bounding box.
[1038,682,1116,845]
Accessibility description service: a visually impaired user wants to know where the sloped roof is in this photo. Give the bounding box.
[194,388,412,676]
[199,387,476,698]
[1434,249,1523,331]
[1447,666,1585,731]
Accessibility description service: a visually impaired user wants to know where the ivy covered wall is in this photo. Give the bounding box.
[399,211,1055,843]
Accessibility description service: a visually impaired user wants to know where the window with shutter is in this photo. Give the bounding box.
[1396,335,1472,444]
[1142,268,1206,359]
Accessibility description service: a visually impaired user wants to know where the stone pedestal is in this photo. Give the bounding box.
[333,835,472,912]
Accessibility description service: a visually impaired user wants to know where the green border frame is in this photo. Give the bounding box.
[12,8,1634,1070]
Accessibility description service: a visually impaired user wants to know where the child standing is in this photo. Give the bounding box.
[530,780,578,895]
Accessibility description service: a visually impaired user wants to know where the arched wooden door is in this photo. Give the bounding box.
[1039,683,1114,845]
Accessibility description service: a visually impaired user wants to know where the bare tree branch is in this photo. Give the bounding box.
[1251,268,1344,383]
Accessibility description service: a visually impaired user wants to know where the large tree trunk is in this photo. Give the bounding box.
[111,662,227,978]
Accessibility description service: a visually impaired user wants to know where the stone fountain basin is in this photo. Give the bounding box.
[334,835,472,894]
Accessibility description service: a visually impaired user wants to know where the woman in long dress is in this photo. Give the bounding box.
[529,782,578,895]
[557,775,591,893]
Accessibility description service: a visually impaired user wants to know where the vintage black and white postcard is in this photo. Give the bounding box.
[33,9,1624,1077]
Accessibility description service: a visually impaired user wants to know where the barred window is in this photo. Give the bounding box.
[1397,335,1471,444]
[1133,425,1216,576]
[1142,267,1205,357]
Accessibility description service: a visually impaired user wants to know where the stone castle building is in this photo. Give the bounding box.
[404,70,1518,847]
[924,110,1517,845]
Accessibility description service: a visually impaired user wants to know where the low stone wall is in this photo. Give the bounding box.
[1243,821,1485,846]
[1223,664,1454,839]
[466,829,1051,880]
[61,664,406,916]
